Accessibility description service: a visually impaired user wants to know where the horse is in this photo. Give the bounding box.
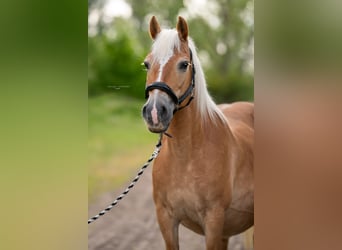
[142,16,254,250]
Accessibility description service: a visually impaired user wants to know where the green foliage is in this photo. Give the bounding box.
[88,20,147,98]
[208,71,254,103]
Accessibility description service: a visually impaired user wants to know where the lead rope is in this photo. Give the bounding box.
[88,135,162,224]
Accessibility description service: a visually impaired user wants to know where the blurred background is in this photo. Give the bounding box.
[88,0,254,249]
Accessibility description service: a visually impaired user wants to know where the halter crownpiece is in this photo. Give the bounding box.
[145,49,196,113]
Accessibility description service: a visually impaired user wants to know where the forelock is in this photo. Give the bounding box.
[151,29,180,65]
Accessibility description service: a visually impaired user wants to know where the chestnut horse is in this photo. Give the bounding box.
[142,16,254,250]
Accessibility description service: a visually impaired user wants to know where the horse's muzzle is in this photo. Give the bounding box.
[142,92,175,133]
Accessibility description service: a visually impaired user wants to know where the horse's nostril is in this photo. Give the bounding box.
[160,105,170,120]
[160,105,168,117]
[142,105,147,115]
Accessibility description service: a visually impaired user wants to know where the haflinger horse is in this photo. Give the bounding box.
[142,16,254,250]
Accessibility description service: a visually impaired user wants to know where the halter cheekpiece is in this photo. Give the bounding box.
[145,49,196,113]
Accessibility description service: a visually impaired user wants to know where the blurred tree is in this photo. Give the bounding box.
[185,0,254,102]
[88,18,146,98]
[88,0,96,10]
[126,0,185,45]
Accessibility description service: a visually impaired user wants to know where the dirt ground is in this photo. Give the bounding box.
[88,167,252,250]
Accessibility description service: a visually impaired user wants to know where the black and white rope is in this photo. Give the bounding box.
[88,138,162,224]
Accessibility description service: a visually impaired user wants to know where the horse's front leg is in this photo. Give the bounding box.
[204,207,226,250]
[155,203,179,250]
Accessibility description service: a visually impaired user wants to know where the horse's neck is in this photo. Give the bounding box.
[165,103,197,142]
[164,102,230,151]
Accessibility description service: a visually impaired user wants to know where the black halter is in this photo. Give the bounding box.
[145,49,196,113]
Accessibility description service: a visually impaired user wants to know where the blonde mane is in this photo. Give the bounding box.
[152,29,227,125]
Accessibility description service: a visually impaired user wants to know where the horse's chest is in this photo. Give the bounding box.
[166,187,201,212]
[168,187,206,232]
[154,174,206,230]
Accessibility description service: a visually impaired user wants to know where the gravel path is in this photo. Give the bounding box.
[88,167,250,250]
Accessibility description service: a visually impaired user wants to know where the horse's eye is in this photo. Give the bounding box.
[142,61,150,70]
[178,61,189,71]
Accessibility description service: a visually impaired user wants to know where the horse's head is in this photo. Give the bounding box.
[142,16,195,133]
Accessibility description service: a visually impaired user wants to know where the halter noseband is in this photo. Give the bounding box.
[145,49,196,113]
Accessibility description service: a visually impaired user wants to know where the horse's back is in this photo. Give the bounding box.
[218,102,254,130]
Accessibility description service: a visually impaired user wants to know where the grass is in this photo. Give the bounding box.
[88,93,157,201]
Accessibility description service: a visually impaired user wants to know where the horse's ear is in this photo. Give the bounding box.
[176,16,188,42]
[149,16,161,40]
